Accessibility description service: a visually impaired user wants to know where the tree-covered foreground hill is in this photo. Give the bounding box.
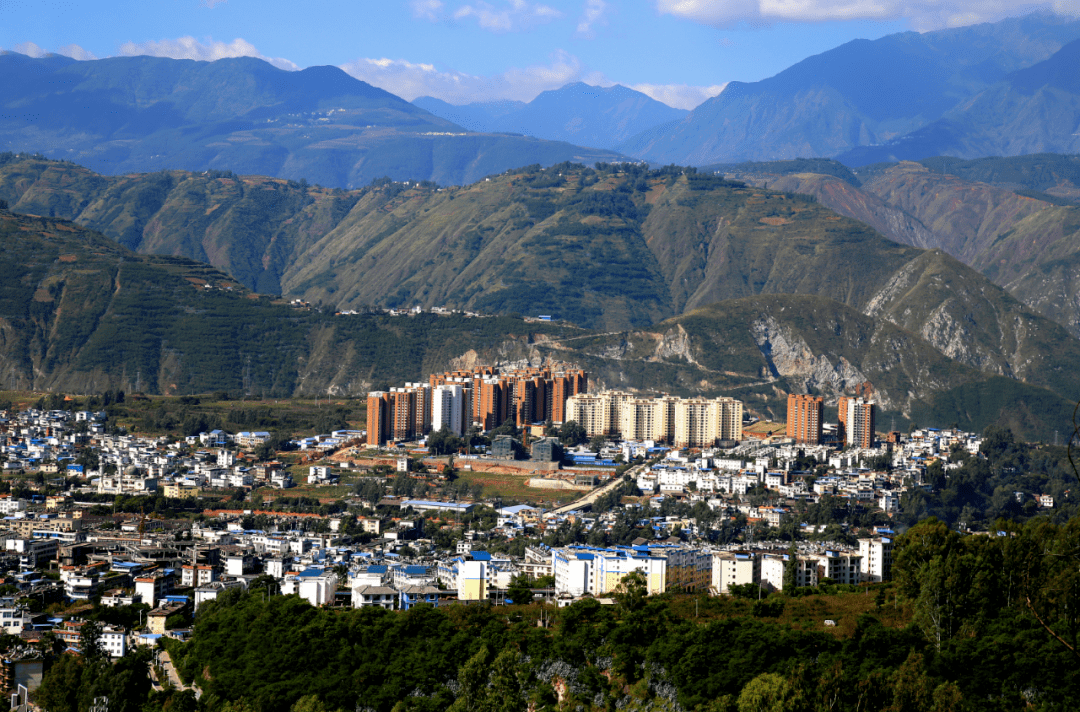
[34,516,1080,712]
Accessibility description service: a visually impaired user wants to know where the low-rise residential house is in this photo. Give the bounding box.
[194,580,246,610]
[711,551,760,594]
[281,569,338,607]
[352,585,398,609]
[134,571,175,609]
[180,564,218,588]
[399,585,448,610]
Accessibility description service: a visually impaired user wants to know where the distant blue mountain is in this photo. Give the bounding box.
[414,82,688,150]
[617,12,1080,166]
[0,52,625,187]
[837,37,1080,165]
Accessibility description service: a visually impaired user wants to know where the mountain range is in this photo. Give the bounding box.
[413,83,688,150]
[617,12,1080,167]
[4,11,1078,184]
[5,155,1080,440]
[2,199,1075,441]
[0,52,622,188]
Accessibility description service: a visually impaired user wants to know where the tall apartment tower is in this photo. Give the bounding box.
[839,396,876,448]
[366,392,391,447]
[673,396,743,448]
[432,384,465,436]
[786,394,823,445]
[859,535,894,582]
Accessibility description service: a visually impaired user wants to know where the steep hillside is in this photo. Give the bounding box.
[0,206,591,397]
[1,212,1072,441]
[5,155,1079,408]
[618,13,1080,165]
[0,53,623,187]
[447,295,1077,441]
[727,158,1080,338]
[915,153,1080,202]
[279,163,1080,404]
[838,39,1080,165]
[414,83,688,150]
[0,155,358,295]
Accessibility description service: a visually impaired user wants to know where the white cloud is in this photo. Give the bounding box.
[5,41,97,60]
[341,50,595,103]
[576,0,608,36]
[629,82,728,110]
[655,0,1080,31]
[453,0,563,32]
[411,0,445,20]
[56,44,97,61]
[202,0,228,6]
[339,50,723,110]
[12,41,47,58]
[118,36,299,71]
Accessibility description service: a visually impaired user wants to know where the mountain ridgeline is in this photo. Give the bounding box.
[616,12,1080,167]
[721,155,1080,339]
[4,156,1080,441]
[413,83,688,150]
[0,52,624,188]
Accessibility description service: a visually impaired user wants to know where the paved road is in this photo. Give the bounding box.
[548,462,646,515]
[159,650,194,694]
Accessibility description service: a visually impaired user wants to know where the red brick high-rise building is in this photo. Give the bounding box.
[368,362,587,445]
[366,392,391,447]
[786,394,823,445]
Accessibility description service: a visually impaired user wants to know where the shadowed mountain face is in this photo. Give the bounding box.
[616,13,1080,166]
[414,83,688,150]
[0,53,625,187]
[837,39,1080,165]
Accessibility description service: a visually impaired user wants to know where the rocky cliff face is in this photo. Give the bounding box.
[750,315,878,407]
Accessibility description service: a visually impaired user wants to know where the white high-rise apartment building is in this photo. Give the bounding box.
[432,384,465,435]
[859,535,894,583]
[565,392,742,445]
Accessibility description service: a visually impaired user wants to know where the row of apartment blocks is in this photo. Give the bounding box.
[549,535,893,599]
[712,535,893,594]
[565,391,744,448]
[786,393,876,448]
[367,363,587,446]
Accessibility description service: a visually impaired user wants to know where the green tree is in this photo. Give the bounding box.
[79,620,105,662]
[291,695,329,712]
[613,570,648,615]
[782,544,798,593]
[33,654,84,712]
[737,672,799,712]
[558,420,586,447]
[448,647,490,712]
[506,574,533,606]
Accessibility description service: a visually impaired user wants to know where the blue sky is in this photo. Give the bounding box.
[2,1,1073,109]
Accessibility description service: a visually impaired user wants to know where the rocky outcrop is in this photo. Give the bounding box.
[750,315,882,407]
